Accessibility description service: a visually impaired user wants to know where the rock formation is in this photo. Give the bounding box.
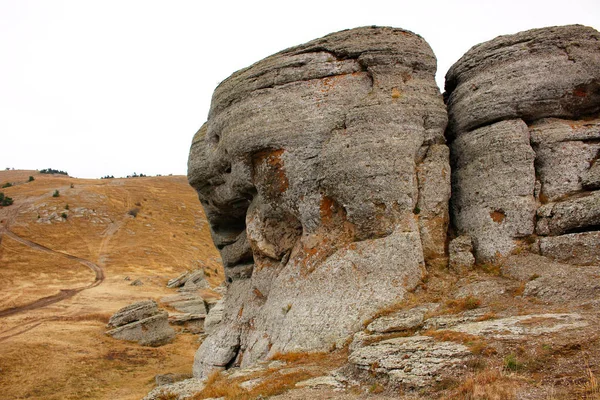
[177,24,600,398]
[445,25,600,262]
[188,26,450,377]
[106,300,175,346]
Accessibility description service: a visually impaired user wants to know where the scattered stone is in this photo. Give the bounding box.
[349,336,471,388]
[124,276,131,281]
[448,235,475,273]
[130,279,144,286]
[181,270,210,291]
[106,300,175,346]
[167,271,190,288]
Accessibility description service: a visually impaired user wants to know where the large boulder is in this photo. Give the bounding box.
[188,26,449,378]
[445,25,600,262]
[106,300,175,347]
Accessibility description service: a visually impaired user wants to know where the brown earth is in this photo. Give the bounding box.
[0,170,222,400]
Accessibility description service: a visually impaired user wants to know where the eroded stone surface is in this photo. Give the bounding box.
[540,232,600,265]
[446,25,600,263]
[445,25,600,135]
[449,119,536,261]
[188,26,448,378]
[349,336,471,388]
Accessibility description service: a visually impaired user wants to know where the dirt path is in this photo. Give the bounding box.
[0,227,105,318]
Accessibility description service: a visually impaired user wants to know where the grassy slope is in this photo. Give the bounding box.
[0,170,222,399]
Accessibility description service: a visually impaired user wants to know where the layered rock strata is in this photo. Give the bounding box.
[188,26,449,377]
[106,300,175,346]
[445,25,600,262]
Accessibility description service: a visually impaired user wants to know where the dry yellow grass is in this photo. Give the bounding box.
[442,369,519,400]
[193,350,348,400]
[0,170,222,400]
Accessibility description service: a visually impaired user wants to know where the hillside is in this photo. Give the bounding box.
[0,170,222,400]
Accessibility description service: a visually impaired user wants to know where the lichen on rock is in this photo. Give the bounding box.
[188,26,450,378]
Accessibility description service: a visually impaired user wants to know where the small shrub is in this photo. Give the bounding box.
[127,208,140,217]
[28,176,35,182]
[369,382,385,393]
[0,192,14,206]
[65,204,69,210]
[445,295,481,313]
[70,183,74,188]
[503,354,523,372]
[413,206,421,214]
[61,212,68,219]
[2,182,12,188]
[52,190,60,197]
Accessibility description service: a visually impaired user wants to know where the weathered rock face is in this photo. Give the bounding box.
[106,300,175,347]
[445,25,600,262]
[188,26,449,377]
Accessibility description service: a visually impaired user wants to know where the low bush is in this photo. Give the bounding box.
[0,192,14,206]
[52,190,60,197]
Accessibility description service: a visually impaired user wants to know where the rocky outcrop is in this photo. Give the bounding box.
[188,26,449,377]
[445,25,600,262]
[106,300,175,347]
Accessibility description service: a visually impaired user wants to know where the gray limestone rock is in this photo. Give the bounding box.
[445,313,588,340]
[446,25,600,264]
[445,25,600,135]
[167,271,190,288]
[203,298,224,335]
[107,300,159,329]
[349,336,471,388]
[502,254,600,302]
[162,292,208,315]
[106,311,175,347]
[449,119,536,261]
[540,232,600,265]
[188,26,448,378]
[181,270,210,291]
[583,161,600,190]
[448,235,475,273]
[536,191,600,236]
[366,304,438,334]
[530,118,600,201]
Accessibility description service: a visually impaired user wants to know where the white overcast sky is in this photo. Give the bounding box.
[1,1,598,179]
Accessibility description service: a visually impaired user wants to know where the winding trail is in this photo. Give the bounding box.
[0,227,105,319]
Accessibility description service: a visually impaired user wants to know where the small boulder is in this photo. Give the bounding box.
[448,235,475,273]
[180,270,210,291]
[130,279,144,286]
[167,271,190,288]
